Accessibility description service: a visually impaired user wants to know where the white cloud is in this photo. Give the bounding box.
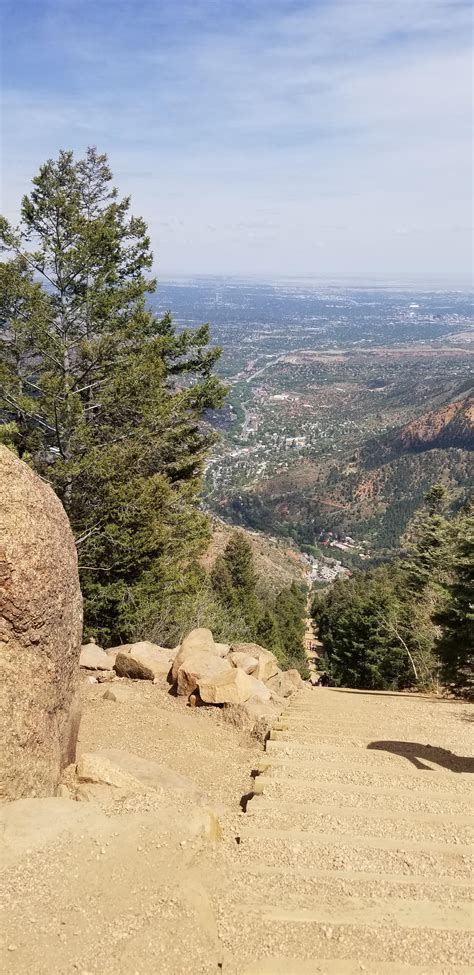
[1,0,472,278]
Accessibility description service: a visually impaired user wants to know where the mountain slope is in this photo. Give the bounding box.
[216,396,473,552]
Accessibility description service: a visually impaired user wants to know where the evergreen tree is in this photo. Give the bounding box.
[436,509,474,697]
[221,531,259,627]
[274,582,307,660]
[0,148,225,643]
[256,607,281,654]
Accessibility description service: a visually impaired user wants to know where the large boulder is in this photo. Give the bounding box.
[266,670,299,698]
[0,446,83,799]
[222,697,277,743]
[171,627,218,680]
[198,667,258,705]
[230,642,279,682]
[80,642,113,671]
[176,651,231,697]
[245,673,272,702]
[114,643,174,680]
[228,651,258,674]
[285,668,305,688]
[214,642,230,658]
[67,749,203,804]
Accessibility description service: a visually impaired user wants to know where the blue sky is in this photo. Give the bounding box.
[1,0,472,280]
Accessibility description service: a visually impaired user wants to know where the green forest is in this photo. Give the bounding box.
[312,486,473,698]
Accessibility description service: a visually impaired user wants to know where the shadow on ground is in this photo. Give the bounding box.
[367,740,474,773]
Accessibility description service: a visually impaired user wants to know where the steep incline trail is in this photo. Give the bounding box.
[216,686,473,974]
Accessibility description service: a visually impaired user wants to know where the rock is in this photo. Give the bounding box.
[228,651,258,674]
[187,807,222,842]
[230,642,279,682]
[176,651,231,697]
[285,668,305,688]
[198,667,258,705]
[99,750,201,799]
[105,644,132,663]
[70,750,202,803]
[131,640,174,658]
[114,644,173,680]
[245,673,272,702]
[0,446,83,800]
[222,697,277,743]
[266,670,299,698]
[214,642,230,658]
[171,627,219,680]
[102,686,131,703]
[114,651,153,680]
[80,643,114,671]
[76,752,148,794]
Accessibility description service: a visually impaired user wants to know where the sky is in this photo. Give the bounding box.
[1,0,472,281]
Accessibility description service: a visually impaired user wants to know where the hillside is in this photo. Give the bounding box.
[216,396,473,552]
[202,518,309,594]
[363,394,474,465]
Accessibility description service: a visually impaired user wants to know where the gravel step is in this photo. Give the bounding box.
[218,912,473,969]
[229,862,474,903]
[237,958,472,975]
[245,801,473,844]
[230,895,473,932]
[234,829,473,878]
[254,765,473,797]
[248,788,474,816]
[265,739,473,775]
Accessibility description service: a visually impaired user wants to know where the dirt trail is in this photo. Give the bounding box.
[214,686,474,974]
[0,681,472,973]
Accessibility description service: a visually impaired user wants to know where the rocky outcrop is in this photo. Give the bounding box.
[0,446,83,799]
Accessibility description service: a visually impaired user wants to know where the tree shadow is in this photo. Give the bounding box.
[367,740,474,773]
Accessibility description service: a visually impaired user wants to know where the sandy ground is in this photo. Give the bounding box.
[0,677,473,975]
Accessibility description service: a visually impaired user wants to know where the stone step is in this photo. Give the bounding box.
[234,827,473,878]
[248,786,473,816]
[256,758,473,793]
[245,800,473,843]
[252,772,473,801]
[269,729,467,754]
[219,911,473,970]
[229,862,474,902]
[237,824,472,858]
[264,739,473,775]
[231,896,473,933]
[237,958,472,975]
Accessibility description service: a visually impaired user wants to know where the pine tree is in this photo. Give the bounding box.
[256,608,281,654]
[221,531,259,627]
[436,509,474,697]
[0,148,225,643]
